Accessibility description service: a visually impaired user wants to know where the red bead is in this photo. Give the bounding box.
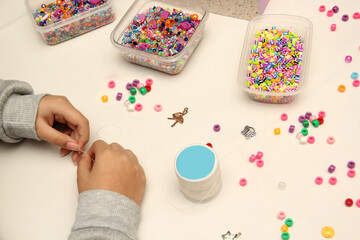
[145,85,151,93]
[206,143,213,148]
[318,117,324,125]
[345,198,353,207]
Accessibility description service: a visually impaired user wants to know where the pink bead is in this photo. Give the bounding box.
[239,178,247,186]
[353,12,360,19]
[108,80,115,88]
[256,151,263,159]
[309,115,316,122]
[307,136,315,144]
[277,211,286,220]
[137,83,144,89]
[318,111,326,118]
[353,80,360,87]
[348,170,356,178]
[145,78,154,86]
[154,104,162,112]
[319,5,326,12]
[249,154,257,163]
[315,176,323,185]
[345,55,352,63]
[329,176,337,185]
[356,199,360,208]
[280,113,288,121]
[327,10,334,17]
[330,24,336,31]
[135,103,143,111]
[256,159,264,167]
[327,137,335,144]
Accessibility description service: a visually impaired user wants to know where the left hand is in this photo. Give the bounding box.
[35,95,90,164]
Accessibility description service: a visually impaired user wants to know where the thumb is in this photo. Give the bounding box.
[77,153,92,183]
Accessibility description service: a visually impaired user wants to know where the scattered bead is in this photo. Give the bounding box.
[307,136,315,144]
[145,85,152,93]
[289,125,295,133]
[130,87,137,95]
[338,84,346,92]
[256,159,264,168]
[126,83,133,90]
[327,137,335,144]
[330,24,336,31]
[329,176,337,185]
[347,161,356,169]
[318,111,326,118]
[303,120,309,128]
[128,96,136,104]
[123,100,131,107]
[327,10,334,17]
[318,117,324,125]
[116,92,122,101]
[281,225,288,232]
[298,115,306,123]
[278,211,286,220]
[281,113,288,121]
[139,87,148,95]
[319,5,326,12]
[256,151,263,159]
[108,80,115,88]
[347,170,356,178]
[278,181,286,190]
[296,132,303,139]
[206,143,213,148]
[239,178,247,186]
[345,198,353,207]
[332,6,339,13]
[354,12,360,19]
[135,103,143,111]
[285,218,293,227]
[305,111,312,119]
[356,199,360,207]
[301,128,308,136]
[274,128,281,135]
[299,137,307,144]
[342,14,349,21]
[328,165,336,173]
[309,115,316,122]
[132,79,140,87]
[351,72,359,79]
[145,78,153,85]
[315,176,323,185]
[249,154,257,163]
[345,55,352,63]
[281,232,290,240]
[127,104,135,112]
[154,104,162,112]
[136,83,144,90]
[321,226,335,238]
[101,95,108,102]
[312,119,320,128]
[213,124,221,132]
[353,80,360,87]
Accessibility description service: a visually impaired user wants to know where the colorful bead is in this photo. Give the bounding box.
[328,165,336,173]
[213,124,221,132]
[299,137,307,144]
[239,178,247,186]
[327,10,334,17]
[354,12,360,19]
[330,24,337,31]
[145,78,154,85]
[281,113,288,121]
[123,100,131,107]
[256,159,264,167]
[338,85,346,92]
[135,103,143,111]
[305,111,312,119]
[132,79,140,87]
[285,218,293,227]
[281,225,288,232]
[108,80,115,88]
[289,125,295,133]
[127,104,135,112]
[319,5,326,12]
[281,232,290,240]
[206,143,213,148]
[312,119,320,128]
[345,198,353,207]
[329,176,337,185]
[318,111,326,118]
[101,95,108,102]
[278,211,286,220]
[298,115,306,123]
[353,80,360,87]
[128,96,136,103]
[342,14,349,21]
[315,176,323,185]
[347,161,356,169]
[126,83,133,90]
[321,226,335,238]
[332,6,339,13]
[345,55,352,63]
[139,87,147,95]
[356,199,360,207]
[154,104,162,112]
[318,117,324,125]
[249,154,256,162]
[327,137,335,144]
[347,170,356,178]
[303,120,309,128]
[296,132,303,139]
[137,83,144,90]
[116,92,122,101]
[145,85,152,93]
[307,136,315,144]
[130,87,137,95]
[351,72,359,79]
[309,115,316,122]
[274,128,281,135]
[256,151,263,159]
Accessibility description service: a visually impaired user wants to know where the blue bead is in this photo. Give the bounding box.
[351,72,359,80]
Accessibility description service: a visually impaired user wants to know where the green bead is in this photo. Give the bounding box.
[128,96,136,104]
[139,87,147,95]
[130,88,137,95]
[281,232,290,240]
[302,120,309,128]
[312,119,320,128]
[301,128,308,136]
[285,218,293,227]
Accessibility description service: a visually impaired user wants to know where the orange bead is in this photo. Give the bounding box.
[191,14,199,21]
[163,30,168,35]
[281,225,288,232]
[274,128,281,135]
[101,95,108,102]
[338,84,346,92]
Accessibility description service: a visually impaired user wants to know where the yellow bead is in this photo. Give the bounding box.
[274,128,281,135]
[321,226,335,238]
[281,225,288,232]
[101,95,108,102]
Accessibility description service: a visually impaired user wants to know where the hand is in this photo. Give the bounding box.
[35,95,90,164]
[77,140,146,206]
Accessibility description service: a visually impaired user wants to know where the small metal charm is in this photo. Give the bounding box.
[168,107,188,127]
[241,125,256,139]
[221,231,241,240]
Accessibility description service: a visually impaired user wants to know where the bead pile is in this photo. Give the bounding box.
[120,6,202,57]
[245,27,304,93]
[280,218,293,240]
[248,151,264,168]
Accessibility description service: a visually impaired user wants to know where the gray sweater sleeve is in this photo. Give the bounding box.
[0,79,45,143]
[69,190,141,240]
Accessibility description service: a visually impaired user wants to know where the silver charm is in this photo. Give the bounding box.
[241,125,256,139]
[222,231,241,240]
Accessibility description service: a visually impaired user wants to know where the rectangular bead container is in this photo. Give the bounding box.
[111,0,208,75]
[237,14,313,104]
[25,0,115,45]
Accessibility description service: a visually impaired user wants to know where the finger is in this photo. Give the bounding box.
[61,148,71,157]
[86,140,109,159]
[77,153,93,182]
[109,142,125,151]
[125,149,139,163]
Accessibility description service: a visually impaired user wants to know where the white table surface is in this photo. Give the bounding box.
[1,0,360,239]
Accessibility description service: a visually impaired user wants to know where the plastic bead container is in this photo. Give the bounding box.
[237,15,313,103]
[111,0,209,74]
[25,0,115,45]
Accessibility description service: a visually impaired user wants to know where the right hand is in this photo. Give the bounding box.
[77,140,146,206]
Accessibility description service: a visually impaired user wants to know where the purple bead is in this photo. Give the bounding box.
[305,112,312,119]
[328,164,336,173]
[342,14,349,21]
[132,79,140,87]
[116,92,122,101]
[298,115,306,123]
[213,124,221,132]
[126,83,133,90]
[289,125,295,133]
[347,161,356,169]
[332,6,339,13]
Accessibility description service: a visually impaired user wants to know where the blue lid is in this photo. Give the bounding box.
[176,145,215,180]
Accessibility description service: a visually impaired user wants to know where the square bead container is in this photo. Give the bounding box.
[111,0,208,74]
[25,0,115,45]
[237,14,313,104]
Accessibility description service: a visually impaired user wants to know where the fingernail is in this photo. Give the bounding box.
[66,142,80,151]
